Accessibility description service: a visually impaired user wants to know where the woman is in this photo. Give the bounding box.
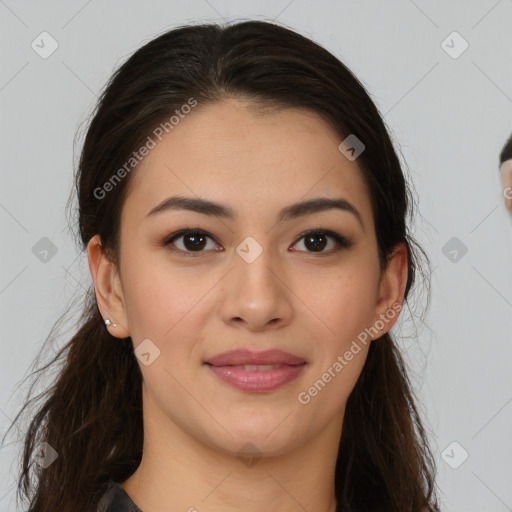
[6,20,439,512]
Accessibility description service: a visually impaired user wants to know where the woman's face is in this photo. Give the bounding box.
[91,98,405,458]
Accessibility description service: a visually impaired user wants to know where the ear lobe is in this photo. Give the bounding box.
[87,235,130,338]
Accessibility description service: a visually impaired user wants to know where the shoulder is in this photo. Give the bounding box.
[95,479,143,512]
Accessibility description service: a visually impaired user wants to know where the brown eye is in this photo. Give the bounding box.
[291,229,353,254]
[303,232,329,252]
[163,229,219,256]
[180,232,208,251]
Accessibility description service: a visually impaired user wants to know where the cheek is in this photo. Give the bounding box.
[121,251,217,344]
[306,266,378,347]
[298,274,374,415]
[298,263,377,407]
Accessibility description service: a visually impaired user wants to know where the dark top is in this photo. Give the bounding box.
[96,479,143,512]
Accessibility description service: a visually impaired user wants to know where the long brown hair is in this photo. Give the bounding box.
[4,20,439,511]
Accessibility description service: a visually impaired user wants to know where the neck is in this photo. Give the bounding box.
[121,400,343,512]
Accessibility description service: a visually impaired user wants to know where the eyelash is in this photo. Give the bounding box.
[161,228,353,258]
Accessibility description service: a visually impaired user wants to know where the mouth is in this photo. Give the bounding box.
[204,348,306,366]
[203,349,307,392]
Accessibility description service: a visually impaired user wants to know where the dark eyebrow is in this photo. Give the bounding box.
[146,195,364,231]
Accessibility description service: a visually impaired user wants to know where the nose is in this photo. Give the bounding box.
[218,246,294,332]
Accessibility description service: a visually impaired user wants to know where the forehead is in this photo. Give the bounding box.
[122,98,373,229]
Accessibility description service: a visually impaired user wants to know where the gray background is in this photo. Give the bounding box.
[1,1,512,511]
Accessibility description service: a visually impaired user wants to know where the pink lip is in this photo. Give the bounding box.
[205,349,306,366]
[207,364,306,392]
[204,349,307,392]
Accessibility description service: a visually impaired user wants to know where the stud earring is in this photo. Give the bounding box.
[104,318,117,327]
[379,312,387,334]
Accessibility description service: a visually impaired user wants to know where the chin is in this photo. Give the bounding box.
[206,419,305,460]
[216,436,297,461]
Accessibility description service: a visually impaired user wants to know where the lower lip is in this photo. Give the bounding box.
[205,363,306,392]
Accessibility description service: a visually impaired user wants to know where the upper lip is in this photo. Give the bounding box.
[205,349,306,366]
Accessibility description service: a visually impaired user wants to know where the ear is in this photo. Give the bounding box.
[373,242,408,336]
[87,234,130,338]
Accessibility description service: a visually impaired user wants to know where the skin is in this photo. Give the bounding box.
[500,159,512,210]
[88,98,408,512]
